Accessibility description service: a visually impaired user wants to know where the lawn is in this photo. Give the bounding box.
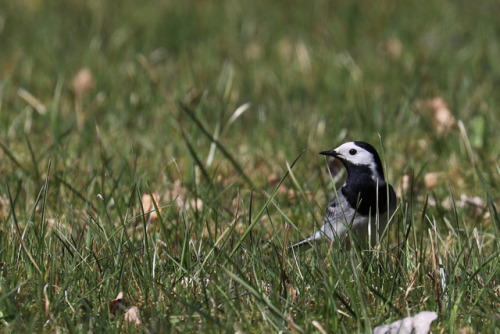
[0,0,499,332]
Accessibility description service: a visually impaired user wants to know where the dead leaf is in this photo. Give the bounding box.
[124,306,141,326]
[396,174,412,197]
[424,172,440,190]
[286,313,301,333]
[373,311,438,334]
[268,173,279,186]
[304,190,313,201]
[109,291,126,316]
[493,285,500,299]
[0,195,8,221]
[430,98,455,133]
[72,68,95,98]
[416,97,456,134]
[379,37,403,60]
[459,194,484,210]
[141,192,161,221]
[190,198,203,211]
[286,281,300,302]
[311,320,327,334]
[278,184,289,196]
[168,179,185,206]
[165,179,203,211]
[441,194,485,216]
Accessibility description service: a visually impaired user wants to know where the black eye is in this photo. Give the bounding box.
[349,149,357,155]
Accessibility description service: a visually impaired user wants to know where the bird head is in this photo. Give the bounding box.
[320,141,385,182]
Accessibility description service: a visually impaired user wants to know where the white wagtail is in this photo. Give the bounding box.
[290,141,397,249]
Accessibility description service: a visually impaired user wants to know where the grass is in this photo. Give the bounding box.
[0,0,499,332]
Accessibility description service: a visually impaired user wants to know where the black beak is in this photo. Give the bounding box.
[319,149,339,157]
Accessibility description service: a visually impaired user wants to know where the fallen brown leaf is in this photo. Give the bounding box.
[416,97,456,134]
[109,292,126,316]
[190,198,203,211]
[379,37,403,60]
[268,173,279,186]
[0,195,7,221]
[396,174,412,197]
[441,194,485,216]
[165,179,203,211]
[124,306,141,326]
[72,68,95,98]
[141,192,161,221]
[424,172,441,190]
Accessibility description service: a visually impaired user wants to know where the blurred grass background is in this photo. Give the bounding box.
[0,0,499,332]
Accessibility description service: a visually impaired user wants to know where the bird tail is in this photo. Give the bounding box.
[288,231,322,250]
[289,237,313,250]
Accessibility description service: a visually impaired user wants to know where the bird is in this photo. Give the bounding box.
[290,141,397,250]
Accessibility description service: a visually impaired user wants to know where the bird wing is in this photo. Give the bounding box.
[290,184,398,250]
[319,192,358,241]
[288,194,353,250]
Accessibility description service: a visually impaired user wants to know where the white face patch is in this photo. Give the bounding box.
[334,142,382,181]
